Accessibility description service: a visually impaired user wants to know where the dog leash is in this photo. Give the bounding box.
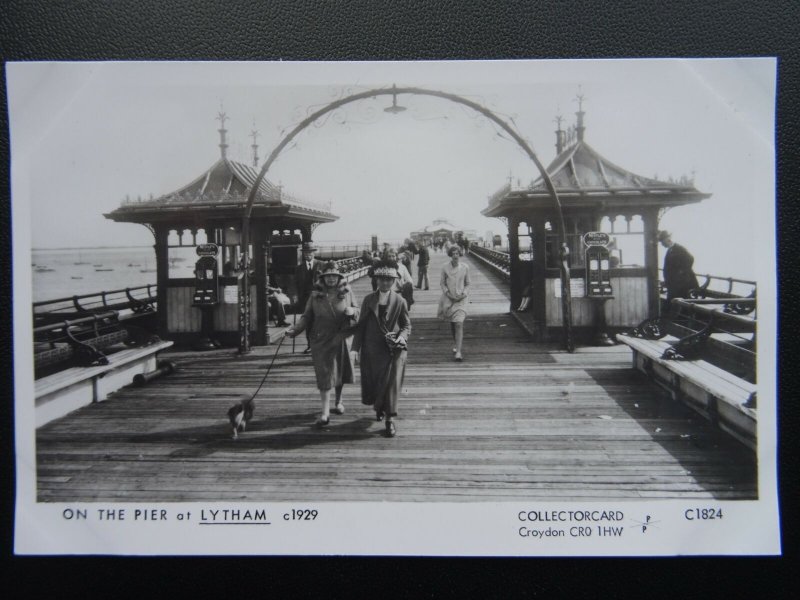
[247,333,286,403]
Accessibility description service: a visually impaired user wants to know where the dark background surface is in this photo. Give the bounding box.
[1,1,797,597]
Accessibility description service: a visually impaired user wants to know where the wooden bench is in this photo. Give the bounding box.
[616,333,756,450]
[34,309,160,375]
[35,340,174,428]
[342,265,370,283]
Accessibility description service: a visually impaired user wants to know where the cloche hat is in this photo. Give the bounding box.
[372,259,400,279]
[319,261,343,279]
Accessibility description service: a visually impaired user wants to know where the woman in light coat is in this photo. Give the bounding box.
[438,245,471,361]
[287,262,360,427]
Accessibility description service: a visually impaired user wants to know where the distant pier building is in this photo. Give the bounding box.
[410,218,478,246]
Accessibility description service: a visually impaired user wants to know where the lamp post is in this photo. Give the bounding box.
[239,85,573,354]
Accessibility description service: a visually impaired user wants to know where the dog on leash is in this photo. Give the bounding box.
[227,397,255,440]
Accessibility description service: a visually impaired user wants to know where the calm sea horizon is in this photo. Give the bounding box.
[27,243,755,305]
[30,246,177,303]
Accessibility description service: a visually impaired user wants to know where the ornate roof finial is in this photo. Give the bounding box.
[554,113,566,154]
[250,119,260,168]
[217,102,229,159]
[574,86,586,143]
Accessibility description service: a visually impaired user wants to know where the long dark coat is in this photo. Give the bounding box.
[294,258,323,309]
[292,282,359,390]
[349,290,411,418]
[663,243,699,301]
[417,245,430,267]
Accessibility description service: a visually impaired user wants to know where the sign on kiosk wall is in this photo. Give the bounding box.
[583,231,610,247]
[196,243,219,257]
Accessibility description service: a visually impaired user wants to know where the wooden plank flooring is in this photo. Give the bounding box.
[36,250,757,501]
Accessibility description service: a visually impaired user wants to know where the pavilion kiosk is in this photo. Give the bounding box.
[483,106,710,344]
[105,118,336,347]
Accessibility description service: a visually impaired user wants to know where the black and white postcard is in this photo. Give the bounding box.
[8,59,779,556]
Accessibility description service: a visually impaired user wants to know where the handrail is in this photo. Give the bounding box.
[33,284,157,311]
[469,245,511,271]
[670,298,756,331]
[34,310,119,334]
[692,273,756,287]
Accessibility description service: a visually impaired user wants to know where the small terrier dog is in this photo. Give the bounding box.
[227,397,255,440]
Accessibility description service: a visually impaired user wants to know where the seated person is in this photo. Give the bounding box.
[267,280,291,327]
[516,284,532,312]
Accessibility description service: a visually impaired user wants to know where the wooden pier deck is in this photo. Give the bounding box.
[36,251,757,502]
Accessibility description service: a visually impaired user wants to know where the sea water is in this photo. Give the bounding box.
[29,246,194,303]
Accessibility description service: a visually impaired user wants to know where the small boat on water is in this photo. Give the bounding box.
[95,268,113,272]
[127,263,142,267]
[35,266,55,273]
[93,264,103,267]
[71,276,83,280]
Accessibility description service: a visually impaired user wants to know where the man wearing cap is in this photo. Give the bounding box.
[658,230,699,305]
[294,242,323,353]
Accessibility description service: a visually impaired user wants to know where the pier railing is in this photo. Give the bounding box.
[33,284,158,325]
[468,245,511,278]
[315,244,373,261]
[659,271,757,305]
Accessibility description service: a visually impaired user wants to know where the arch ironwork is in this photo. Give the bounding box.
[239,86,574,353]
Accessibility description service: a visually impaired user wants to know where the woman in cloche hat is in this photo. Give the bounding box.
[287,261,360,427]
[345,259,411,438]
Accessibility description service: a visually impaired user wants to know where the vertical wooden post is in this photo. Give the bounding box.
[238,218,251,354]
[252,224,268,345]
[154,225,170,339]
[508,217,520,312]
[531,216,547,331]
[644,208,661,317]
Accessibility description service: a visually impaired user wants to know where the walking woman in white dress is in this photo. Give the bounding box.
[437,245,471,361]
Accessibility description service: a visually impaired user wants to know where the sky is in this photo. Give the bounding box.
[8,59,776,280]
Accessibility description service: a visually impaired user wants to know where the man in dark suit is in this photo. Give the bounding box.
[659,230,699,305]
[416,242,430,290]
[294,242,323,353]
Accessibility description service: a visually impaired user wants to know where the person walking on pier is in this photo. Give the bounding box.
[658,230,699,306]
[348,259,411,438]
[416,242,430,290]
[286,262,360,428]
[385,247,415,310]
[294,242,323,354]
[438,245,471,362]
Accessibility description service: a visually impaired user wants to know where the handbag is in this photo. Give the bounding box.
[384,331,407,351]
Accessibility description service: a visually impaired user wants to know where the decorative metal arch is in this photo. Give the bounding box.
[239,85,574,353]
